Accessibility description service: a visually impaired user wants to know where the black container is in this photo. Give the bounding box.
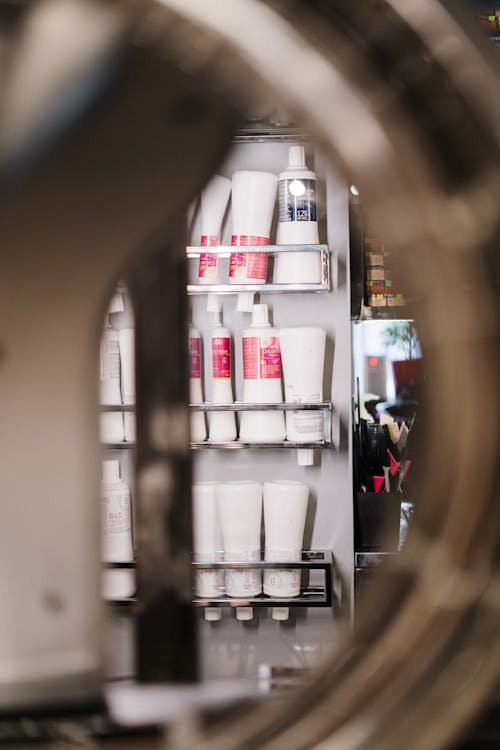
[354,492,401,551]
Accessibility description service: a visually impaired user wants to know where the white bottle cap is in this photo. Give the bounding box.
[109,292,125,314]
[102,459,120,483]
[288,145,306,169]
[251,304,269,327]
[236,607,253,621]
[272,607,290,621]
[237,291,255,313]
[204,607,222,622]
[208,310,221,326]
[206,293,222,313]
[297,449,314,467]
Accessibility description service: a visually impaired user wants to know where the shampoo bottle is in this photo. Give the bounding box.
[101,459,134,599]
[198,174,231,286]
[207,311,237,442]
[274,146,321,284]
[229,170,278,312]
[189,327,207,442]
[99,317,124,444]
[192,482,223,622]
[239,304,286,443]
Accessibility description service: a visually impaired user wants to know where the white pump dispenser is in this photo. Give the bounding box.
[189,327,207,442]
[239,304,285,443]
[207,311,237,442]
[274,146,321,284]
[198,174,231,291]
[99,316,124,444]
[101,459,134,599]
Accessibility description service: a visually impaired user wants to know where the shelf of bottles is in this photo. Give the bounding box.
[186,244,330,294]
[104,551,333,608]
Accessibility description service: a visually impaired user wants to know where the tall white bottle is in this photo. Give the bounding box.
[192,482,223,622]
[99,316,124,444]
[198,174,232,286]
[239,304,286,443]
[189,327,207,442]
[101,459,134,599]
[207,311,237,442]
[118,328,135,442]
[274,146,321,284]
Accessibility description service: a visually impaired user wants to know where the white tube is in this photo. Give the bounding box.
[192,482,224,621]
[101,459,134,599]
[189,327,207,442]
[263,480,309,619]
[216,481,262,620]
[198,175,231,287]
[207,312,237,442]
[274,145,322,284]
[99,317,124,444]
[229,171,278,312]
[239,304,285,443]
[118,328,135,442]
[279,327,326,465]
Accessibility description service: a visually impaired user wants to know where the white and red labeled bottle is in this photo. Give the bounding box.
[239,304,286,443]
[229,171,278,312]
[189,327,207,442]
[207,311,237,442]
[101,459,134,599]
[198,174,231,285]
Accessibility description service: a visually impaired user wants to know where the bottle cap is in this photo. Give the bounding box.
[206,293,222,313]
[297,448,314,467]
[108,292,125,314]
[272,607,290,621]
[251,304,269,327]
[208,310,221,326]
[236,607,253,621]
[204,607,222,622]
[237,291,255,313]
[102,459,120,483]
[288,145,306,169]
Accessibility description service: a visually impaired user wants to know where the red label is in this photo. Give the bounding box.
[189,337,201,378]
[212,337,231,378]
[198,253,217,279]
[231,235,269,246]
[260,336,281,378]
[229,251,268,280]
[243,336,281,379]
[200,235,219,246]
[243,337,259,379]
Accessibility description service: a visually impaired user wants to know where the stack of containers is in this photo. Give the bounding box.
[364,218,405,308]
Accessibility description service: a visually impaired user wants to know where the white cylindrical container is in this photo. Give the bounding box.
[118,328,136,442]
[207,312,237,442]
[239,305,285,443]
[217,481,263,620]
[229,170,278,312]
[263,480,309,620]
[274,146,321,284]
[99,317,124,444]
[101,459,134,599]
[198,174,231,286]
[193,482,224,622]
[189,327,207,442]
[279,327,326,466]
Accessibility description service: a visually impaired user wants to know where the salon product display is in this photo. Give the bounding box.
[192,482,223,622]
[118,327,135,442]
[101,460,134,599]
[189,327,207,442]
[207,311,237,442]
[198,174,231,286]
[99,316,124,444]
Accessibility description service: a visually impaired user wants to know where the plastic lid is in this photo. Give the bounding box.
[237,292,255,313]
[206,293,222,313]
[288,145,306,168]
[272,607,290,621]
[208,310,221,326]
[204,607,222,622]
[236,607,253,621]
[297,448,314,466]
[102,459,120,483]
[109,292,125,314]
[251,304,269,327]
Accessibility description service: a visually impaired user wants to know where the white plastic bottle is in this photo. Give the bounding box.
[216,481,263,621]
[101,459,134,599]
[229,170,278,312]
[118,328,135,442]
[192,482,224,622]
[239,304,286,443]
[189,327,207,442]
[198,174,231,286]
[274,146,321,284]
[99,317,124,444]
[207,311,237,442]
[263,480,309,621]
